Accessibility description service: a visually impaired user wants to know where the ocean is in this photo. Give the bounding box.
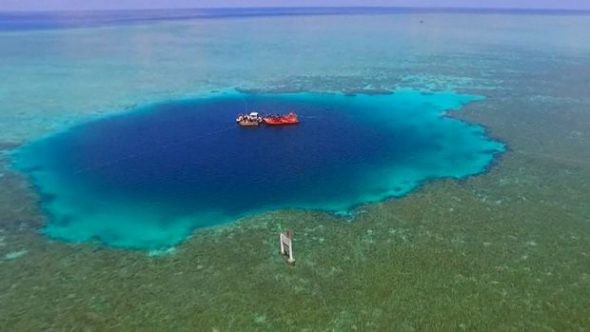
[0,7,589,330]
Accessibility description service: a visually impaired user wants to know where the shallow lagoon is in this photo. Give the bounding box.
[13,90,504,249]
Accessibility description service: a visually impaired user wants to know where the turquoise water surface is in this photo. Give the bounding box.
[13,90,504,249]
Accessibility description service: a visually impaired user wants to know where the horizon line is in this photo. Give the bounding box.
[2,6,590,14]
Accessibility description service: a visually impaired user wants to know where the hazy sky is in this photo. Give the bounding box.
[1,0,589,11]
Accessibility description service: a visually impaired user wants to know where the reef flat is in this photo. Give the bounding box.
[0,9,589,330]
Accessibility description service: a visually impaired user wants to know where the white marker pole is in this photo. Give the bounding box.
[279,233,286,255]
[287,239,295,264]
[279,230,295,265]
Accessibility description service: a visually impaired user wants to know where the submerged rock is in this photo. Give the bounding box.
[4,249,28,260]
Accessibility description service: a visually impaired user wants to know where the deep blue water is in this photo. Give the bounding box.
[13,91,505,249]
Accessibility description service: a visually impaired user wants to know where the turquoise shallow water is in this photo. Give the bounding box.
[13,90,504,249]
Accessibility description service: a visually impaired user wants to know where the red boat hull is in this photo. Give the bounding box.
[263,112,299,126]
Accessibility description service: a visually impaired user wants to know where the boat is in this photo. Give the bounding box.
[236,112,263,126]
[263,112,299,126]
